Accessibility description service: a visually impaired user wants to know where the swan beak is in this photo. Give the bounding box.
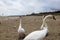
[53,16,56,20]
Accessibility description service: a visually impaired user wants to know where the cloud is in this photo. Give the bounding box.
[0,0,60,16]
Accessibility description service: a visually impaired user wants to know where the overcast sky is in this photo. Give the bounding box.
[0,0,60,16]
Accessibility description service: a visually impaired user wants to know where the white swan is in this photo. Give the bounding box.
[18,18,25,40]
[23,15,56,40]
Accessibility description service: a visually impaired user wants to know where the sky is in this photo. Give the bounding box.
[0,0,60,16]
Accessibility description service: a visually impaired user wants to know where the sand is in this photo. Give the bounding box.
[0,15,60,40]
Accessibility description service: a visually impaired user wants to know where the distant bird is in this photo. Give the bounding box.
[23,15,56,40]
[18,18,25,40]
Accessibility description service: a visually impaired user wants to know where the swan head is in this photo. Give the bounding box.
[52,15,56,20]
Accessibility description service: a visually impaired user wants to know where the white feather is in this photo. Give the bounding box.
[18,19,25,33]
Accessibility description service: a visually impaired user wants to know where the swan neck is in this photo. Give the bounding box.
[43,16,47,22]
[41,16,48,29]
[43,17,48,27]
[19,19,22,28]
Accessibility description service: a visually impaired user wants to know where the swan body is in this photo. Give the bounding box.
[18,19,25,39]
[24,29,48,40]
[23,15,56,40]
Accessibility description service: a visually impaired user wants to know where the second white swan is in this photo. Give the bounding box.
[18,18,25,40]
